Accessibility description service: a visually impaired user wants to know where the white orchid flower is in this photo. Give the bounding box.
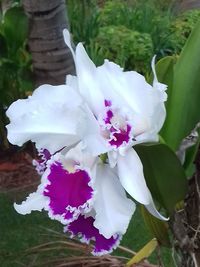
[63,29,167,210]
[6,84,97,154]
[14,144,96,224]
[7,28,168,255]
[14,144,136,255]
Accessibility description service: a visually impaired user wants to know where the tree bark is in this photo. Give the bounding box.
[179,0,200,12]
[0,0,12,15]
[22,0,75,86]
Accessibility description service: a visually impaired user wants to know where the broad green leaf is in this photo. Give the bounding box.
[3,7,28,52]
[161,20,200,150]
[135,144,187,213]
[140,205,171,247]
[126,238,158,266]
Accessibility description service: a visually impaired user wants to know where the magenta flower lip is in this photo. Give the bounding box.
[43,160,94,223]
[65,215,121,256]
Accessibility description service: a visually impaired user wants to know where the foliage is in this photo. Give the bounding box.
[170,9,200,52]
[95,25,153,72]
[67,1,200,74]
[98,0,125,26]
[67,0,100,46]
[160,19,200,150]
[135,144,187,213]
[98,0,175,59]
[67,0,174,72]
[0,5,33,150]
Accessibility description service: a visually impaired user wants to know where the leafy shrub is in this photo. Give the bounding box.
[67,0,200,74]
[67,0,181,71]
[170,9,200,52]
[98,0,126,26]
[99,0,175,58]
[67,0,100,45]
[94,25,153,73]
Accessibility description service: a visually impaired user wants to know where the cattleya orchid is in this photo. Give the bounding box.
[14,144,135,254]
[6,29,168,255]
[63,29,167,208]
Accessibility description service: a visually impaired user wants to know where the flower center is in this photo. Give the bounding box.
[100,100,132,148]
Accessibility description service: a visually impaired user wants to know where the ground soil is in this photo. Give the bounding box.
[0,146,39,194]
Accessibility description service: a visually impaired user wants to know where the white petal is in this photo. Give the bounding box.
[32,83,82,107]
[108,150,118,168]
[151,55,167,101]
[117,148,151,205]
[81,104,109,156]
[145,197,168,221]
[97,60,155,116]
[150,100,166,134]
[6,84,87,153]
[63,142,97,171]
[151,55,158,84]
[63,29,75,59]
[63,29,105,116]
[66,74,78,91]
[74,43,105,115]
[82,134,110,156]
[63,29,105,115]
[93,164,135,238]
[14,192,48,215]
[98,59,167,138]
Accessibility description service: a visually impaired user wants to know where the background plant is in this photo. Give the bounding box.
[0,3,33,151]
[67,0,200,74]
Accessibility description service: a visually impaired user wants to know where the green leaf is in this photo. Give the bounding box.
[126,238,158,266]
[161,20,200,150]
[0,33,7,57]
[0,61,20,105]
[135,144,187,213]
[3,7,28,52]
[140,205,171,247]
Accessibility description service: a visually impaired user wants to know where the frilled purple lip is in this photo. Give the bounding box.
[109,124,131,147]
[103,100,132,148]
[43,161,94,224]
[65,215,121,255]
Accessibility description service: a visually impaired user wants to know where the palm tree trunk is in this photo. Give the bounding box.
[22,0,75,86]
[0,0,12,15]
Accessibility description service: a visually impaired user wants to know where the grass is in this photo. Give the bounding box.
[0,193,175,266]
